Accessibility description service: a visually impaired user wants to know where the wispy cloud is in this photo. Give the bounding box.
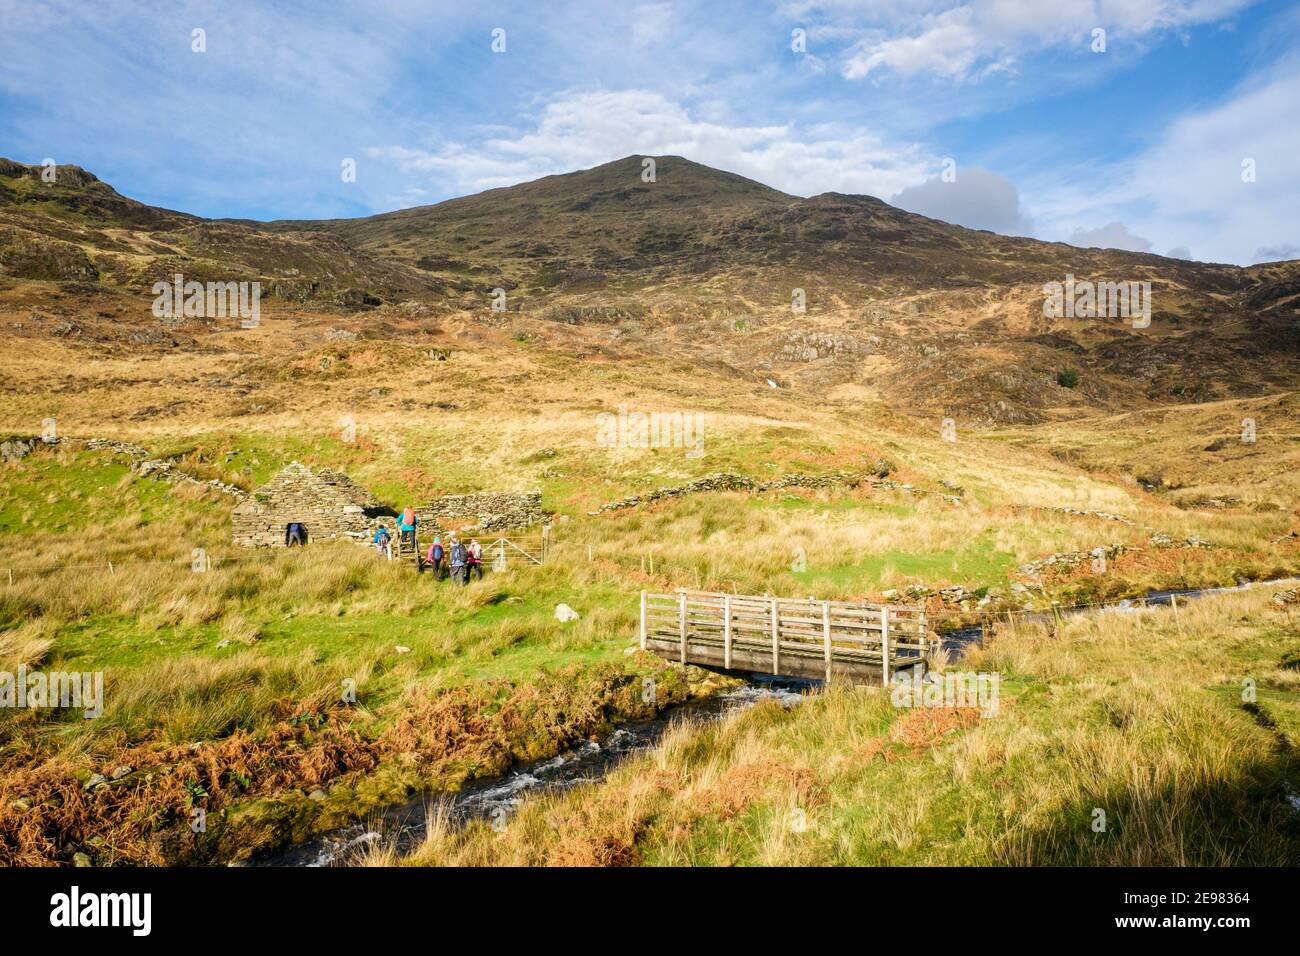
[367,88,935,200]
[792,0,1257,83]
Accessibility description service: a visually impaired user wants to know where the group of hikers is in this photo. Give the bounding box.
[370,507,485,584]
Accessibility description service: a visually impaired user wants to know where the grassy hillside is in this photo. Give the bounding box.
[0,155,1297,867]
[374,585,1300,867]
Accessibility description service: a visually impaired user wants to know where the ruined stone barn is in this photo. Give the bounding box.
[231,462,391,547]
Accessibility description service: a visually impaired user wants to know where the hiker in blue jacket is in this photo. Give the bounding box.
[285,522,307,547]
[448,537,468,585]
[372,524,392,557]
[426,536,444,578]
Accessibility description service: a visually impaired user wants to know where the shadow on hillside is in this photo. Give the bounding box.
[995,734,1300,866]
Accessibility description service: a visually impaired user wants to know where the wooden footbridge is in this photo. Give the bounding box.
[639,590,933,684]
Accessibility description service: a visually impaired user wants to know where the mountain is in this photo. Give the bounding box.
[0,154,1296,423]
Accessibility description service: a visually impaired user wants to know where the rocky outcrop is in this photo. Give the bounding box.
[419,490,544,533]
[1272,587,1299,608]
[0,437,41,462]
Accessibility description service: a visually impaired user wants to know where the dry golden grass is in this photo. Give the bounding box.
[390,586,1300,867]
[1,301,1297,867]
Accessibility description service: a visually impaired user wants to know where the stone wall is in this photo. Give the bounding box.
[232,462,391,547]
[584,466,950,515]
[418,490,544,533]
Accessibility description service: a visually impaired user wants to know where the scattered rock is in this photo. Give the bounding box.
[395,645,411,654]
[0,438,38,462]
[215,639,232,649]
[110,765,133,780]
[555,603,580,623]
[72,852,93,867]
[308,788,329,802]
[1149,532,1211,549]
[83,773,107,791]
[1272,588,1299,609]
[10,797,31,812]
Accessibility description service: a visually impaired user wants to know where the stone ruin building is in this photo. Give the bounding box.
[231,462,392,547]
[232,463,545,548]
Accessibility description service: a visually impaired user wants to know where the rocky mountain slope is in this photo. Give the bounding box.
[1,154,1296,424]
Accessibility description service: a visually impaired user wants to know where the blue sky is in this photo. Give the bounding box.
[1,0,1297,264]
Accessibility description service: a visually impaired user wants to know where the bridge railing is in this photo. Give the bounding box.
[640,589,932,684]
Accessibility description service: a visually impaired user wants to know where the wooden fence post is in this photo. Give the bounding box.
[678,591,687,664]
[880,605,891,687]
[917,610,928,681]
[771,597,780,676]
[723,593,733,670]
[640,591,647,650]
[822,600,832,684]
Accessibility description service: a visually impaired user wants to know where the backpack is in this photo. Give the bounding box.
[402,507,415,526]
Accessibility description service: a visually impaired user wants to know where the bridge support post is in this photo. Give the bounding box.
[678,591,687,664]
[640,591,647,650]
[880,606,891,686]
[771,597,780,676]
[822,600,832,684]
[723,593,732,669]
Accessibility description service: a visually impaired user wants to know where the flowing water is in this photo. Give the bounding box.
[938,576,1299,654]
[255,576,1296,867]
[252,673,814,867]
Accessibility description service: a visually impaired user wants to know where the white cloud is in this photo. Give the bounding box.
[1253,243,1299,263]
[1068,222,1153,253]
[367,88,934,200]
[1021,50,1300,264]
[629,3,675,45]
[891,166,1031,233]
[801,0,1256,83]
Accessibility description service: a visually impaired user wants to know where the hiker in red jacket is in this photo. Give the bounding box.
[467,538,483,581]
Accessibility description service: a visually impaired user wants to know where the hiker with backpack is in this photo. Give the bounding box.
[397,506,419,548]
[426,535,444,578]
[285,522,307,547]
[467,538,483,580]
[448,537,468,585]
[373,524,392,558]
